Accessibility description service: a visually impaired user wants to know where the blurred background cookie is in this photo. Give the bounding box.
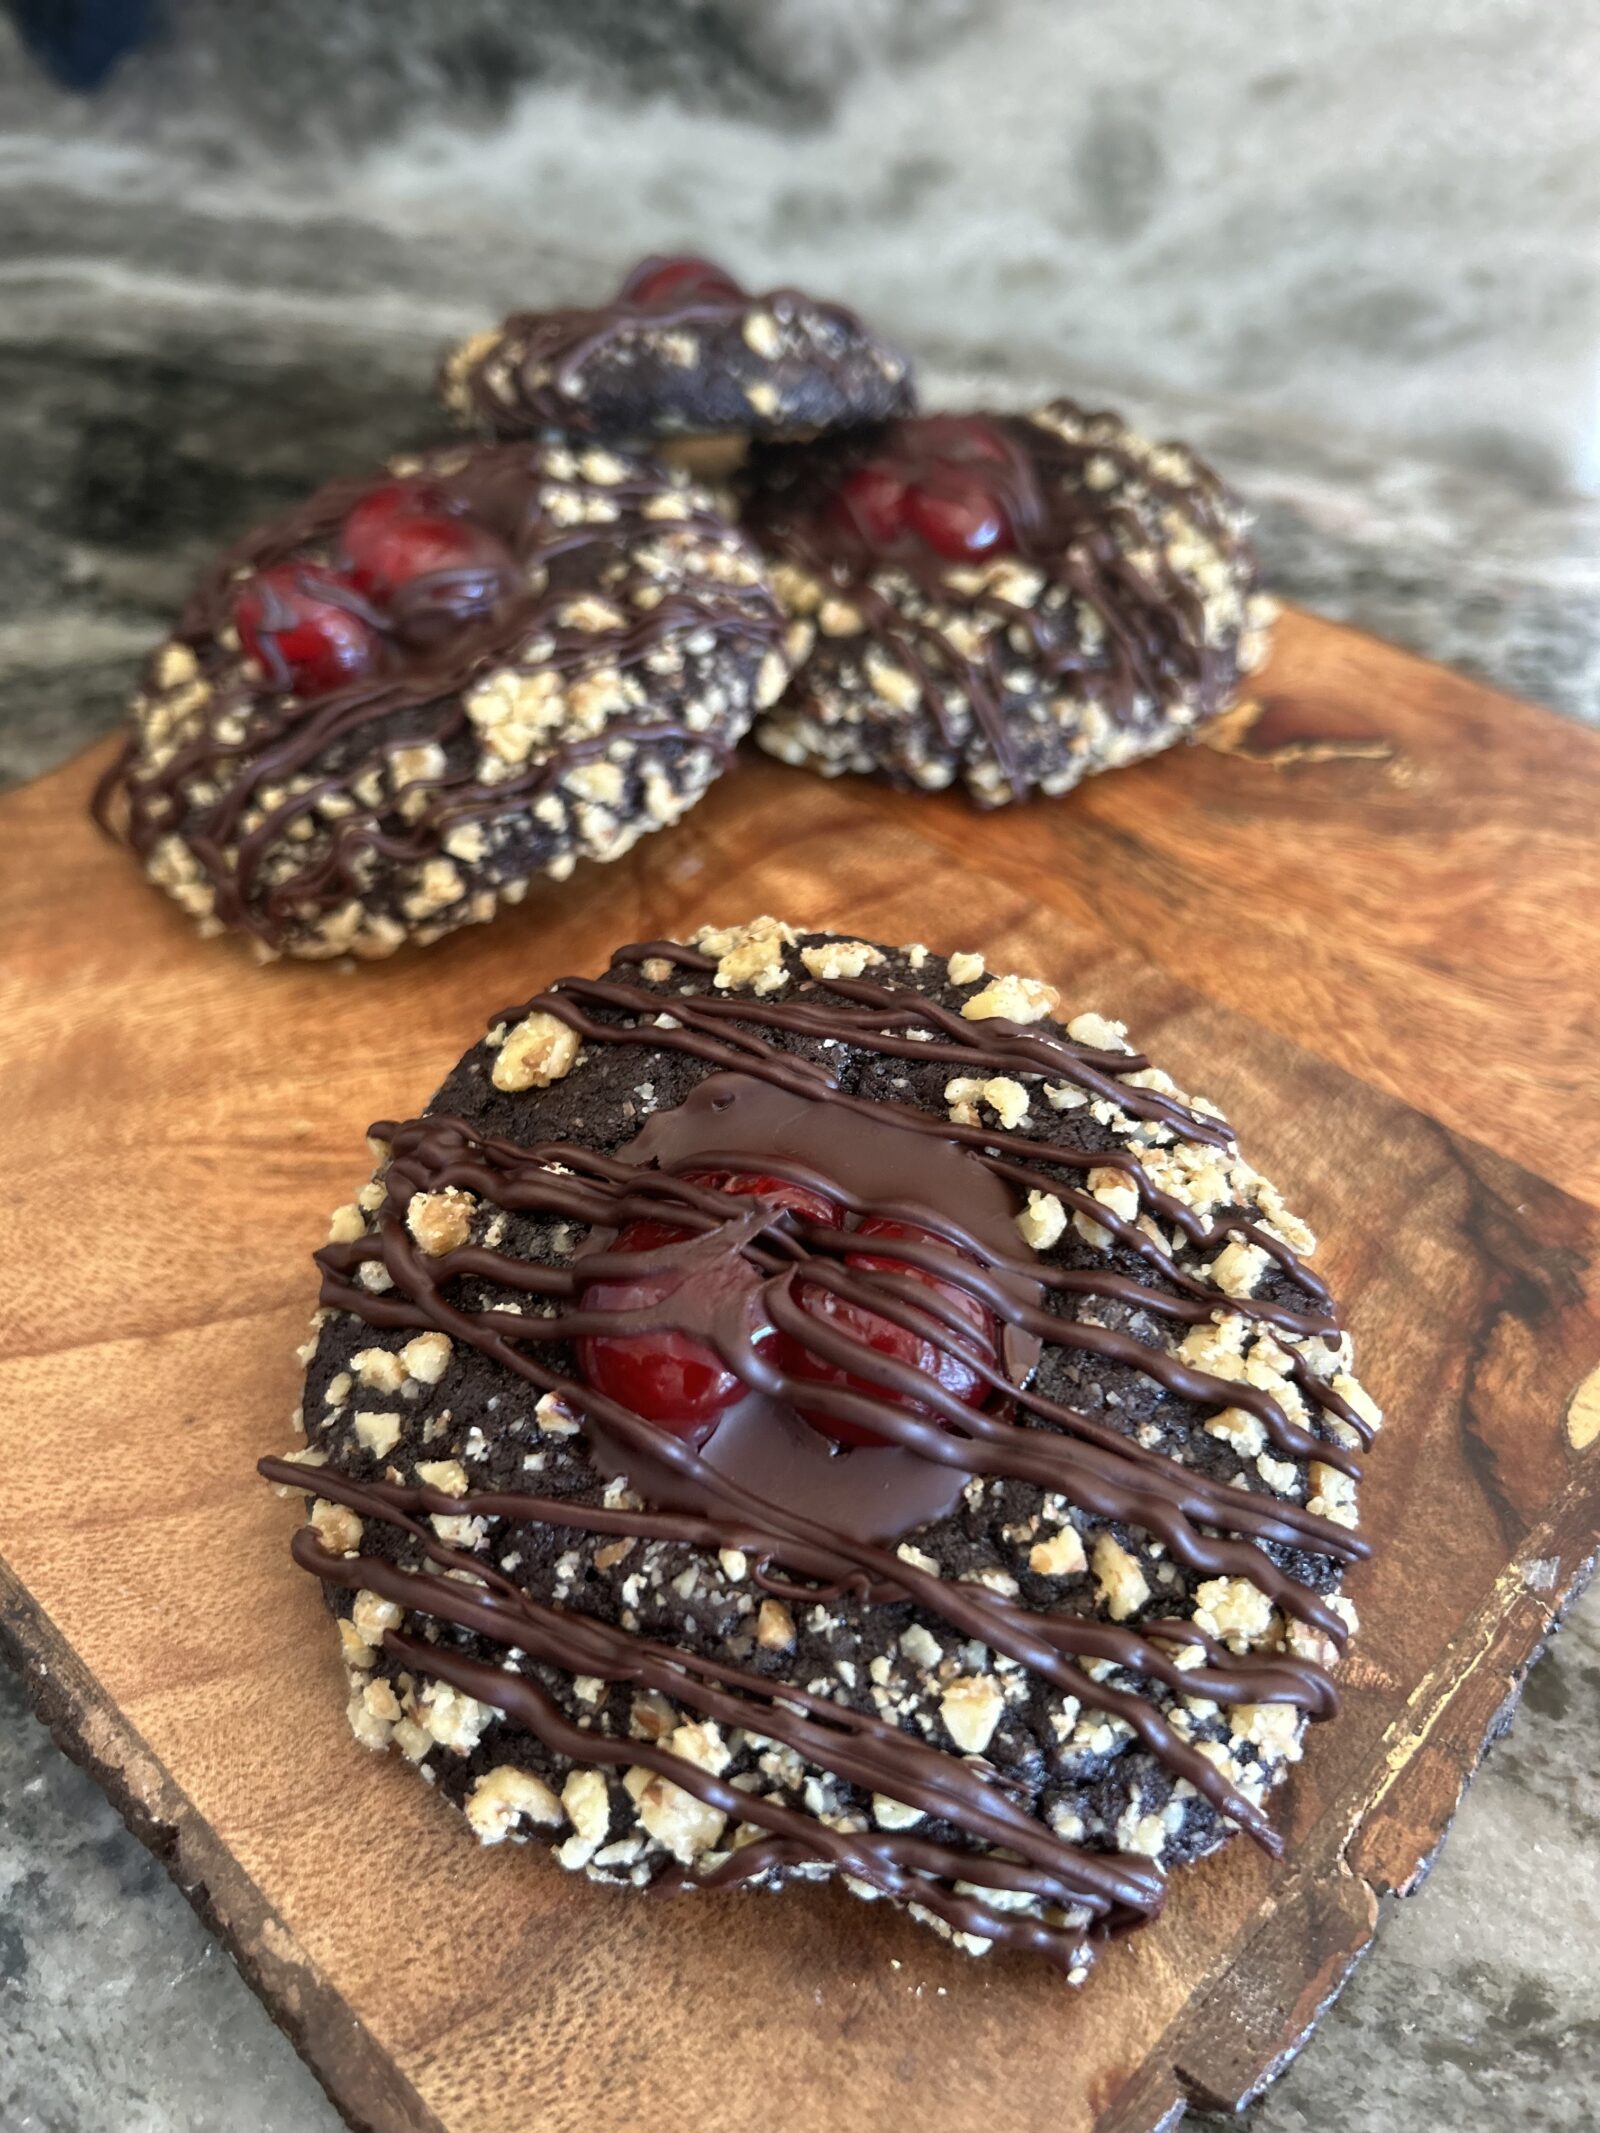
[744,404,1275,806]
[95,439,788,958]
[440,255,915,451]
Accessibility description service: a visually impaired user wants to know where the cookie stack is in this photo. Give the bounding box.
[97,254,1372,1983]
[96,255,1273,959]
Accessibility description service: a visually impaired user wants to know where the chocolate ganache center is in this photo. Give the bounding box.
[576,1072,1043,1544]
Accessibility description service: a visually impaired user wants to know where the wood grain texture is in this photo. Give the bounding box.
[1,607,1598,2133]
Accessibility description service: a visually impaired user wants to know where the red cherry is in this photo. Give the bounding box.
[782,1218,996,1449]
[624,256,744,307]
[683,1169,840,1231]
[344,511,508,605]
[902,481,1013,561]
[340,479,460,568]
[577,1171,840,1440]
[234,563,380,697]
[831,465,908,548]
[579,1255,758,1442]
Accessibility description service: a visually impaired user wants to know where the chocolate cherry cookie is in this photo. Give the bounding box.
[95,442,787,960]
[745,403,1275,806]
[263,920,1378,1977]
[440,255,915,446]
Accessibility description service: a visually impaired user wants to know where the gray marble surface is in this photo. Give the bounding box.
[3,3,1599,2125]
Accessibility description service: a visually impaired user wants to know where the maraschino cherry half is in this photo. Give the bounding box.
[781,1217,997,1448]
[829,415,1017,564]
[577,1174,998,1451]
[578,1171,838,1442]
[621,255,745,309]
[231,476,512,699]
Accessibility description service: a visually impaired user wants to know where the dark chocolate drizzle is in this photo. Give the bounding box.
[743,405,1259,802]
[262,937,1368,1973]
[93,443,780,949]
[453,258,896,437]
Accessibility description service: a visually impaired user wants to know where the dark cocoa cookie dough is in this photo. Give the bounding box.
[263,920,1377,1977]
[743,404,1276,806]
[440,255,915,447]
[95,441,787,960]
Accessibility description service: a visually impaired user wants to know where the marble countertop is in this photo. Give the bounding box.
[3,4,1599,2124]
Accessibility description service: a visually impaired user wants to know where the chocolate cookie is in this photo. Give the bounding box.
[94,442,787,960]
[440,255,915,447]
[744,404,1275,806]
[262,920,1377,1978]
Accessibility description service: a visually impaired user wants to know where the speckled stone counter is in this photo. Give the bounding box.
[3,2,1599,2122]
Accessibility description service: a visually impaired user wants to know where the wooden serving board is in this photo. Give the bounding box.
[3,608,1599,2133]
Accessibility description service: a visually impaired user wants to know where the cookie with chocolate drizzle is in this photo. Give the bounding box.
[262,919,1377,1979]
[744,404,1276,806]
[94,441,788,960]
[440,255,915,446]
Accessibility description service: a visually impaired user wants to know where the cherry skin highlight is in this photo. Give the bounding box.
[577,1170,840,1440]
[233,563,380,697]
[783,1217,997,1450]
[344,511,510,606]
[902,480,1012,561]
[625,256,744,308]
[827,417,1018,563]
[339,478,461,569]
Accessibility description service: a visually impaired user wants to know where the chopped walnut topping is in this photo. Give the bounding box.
[535,1391,582,1437]
[353,1411,402,1459]
[1307,1461,1360,1528]
[558,1769,611,1869]
[1232,1702,1303,1762]
[401,1332,453,1385]
[345,1687,394,1751]
[337,1620,373,1670]
[326,1203,365,1245]
[962,973,1061,1024]
[1208,1239,1269,1299]
[1093,1534,1150,1621]
[899,1622,944,1670]
[741,309,782,358]
[940,1673,1005,1754]
[310,1500,363,1556]
[406,1187,474,1256]
[800,939,886,982]
[492,1011,581,1093]
[418,1681,491,1753]
[466,1765,564,1843]
[863,648,921,712]
[756,1598,796,1650]
[1065,1011,1130,1051]
[665,1719,731,1778]
[415,1459,468,1497]
[351,1590,401,1646]
[1016,1189,1067,1251]
[695,914,796,996]
[1205,1405,1267,1457]
[1029,1526,1087,1577]
[946,950,986,985]
[625,1760,726,1861]
[352,1347,405,1394]
[1332,1372,1383,1434]
[944,1074,1029,1129]
[872,1794,924,1830]
[1194,1576,1274,1649]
